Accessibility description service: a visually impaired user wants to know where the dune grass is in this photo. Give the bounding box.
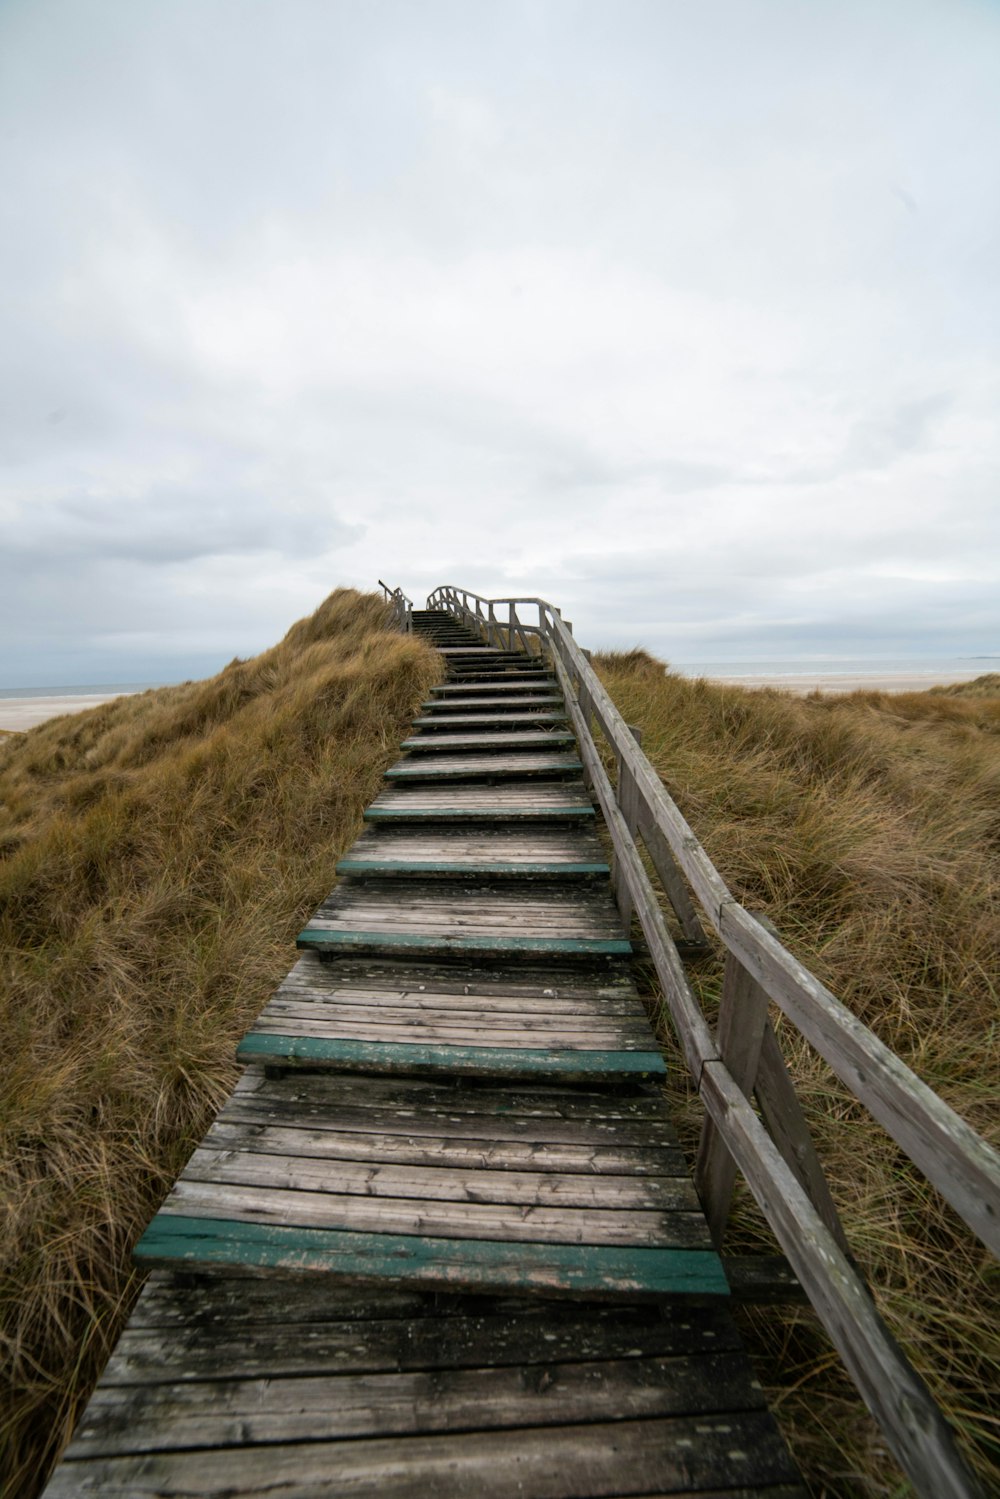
[0,589,442,1497]
[593,651,1000,1496]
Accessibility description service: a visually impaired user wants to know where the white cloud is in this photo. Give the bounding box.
[1,0,999,681]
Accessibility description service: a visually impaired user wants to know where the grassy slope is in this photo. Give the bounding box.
[0,590,442,1497]
[595,652,1000,1496]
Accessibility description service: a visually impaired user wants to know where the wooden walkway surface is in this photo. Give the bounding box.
[44,608,805,1497]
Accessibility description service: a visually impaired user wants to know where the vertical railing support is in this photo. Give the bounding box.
[696,950,770,1247]
[613,724,644,929]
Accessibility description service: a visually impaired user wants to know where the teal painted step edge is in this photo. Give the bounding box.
[335,860,611,876]
[237,1032,666,1077]
[296,929,632,956]
[364,806,596,820]
[135,1215,729,1297]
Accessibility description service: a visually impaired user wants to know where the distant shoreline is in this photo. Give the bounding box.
[695,668,982,695]
[0,668,988,732]
[0,691,142,732]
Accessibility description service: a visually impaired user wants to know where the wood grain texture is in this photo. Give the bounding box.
[41,602,812,1499]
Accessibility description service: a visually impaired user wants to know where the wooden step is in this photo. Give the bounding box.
[412,712,569,729]
[420,696,564,712]
[337,825,609,881]
[49,1274,808,1499]
[400,731,576,754]
[297,879,632,962]
[384,753,583,782]
[365,784,596,823]
[430,679,558,696]
[134,1070,727,1298]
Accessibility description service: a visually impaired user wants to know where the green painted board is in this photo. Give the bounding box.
[364,805,596,820]
[296,929,632,956]
[335,860,611,877]
[237,1032,666,1077]
[135,1215,728,1296]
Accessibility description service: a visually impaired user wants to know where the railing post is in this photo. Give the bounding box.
[576,674,595,793]
[754,1020,853,1255]
[613,724,643,928]
[695,950,771,1247]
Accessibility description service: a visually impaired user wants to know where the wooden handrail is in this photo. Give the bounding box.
[426,582,998,1499]
[377,580,413,633]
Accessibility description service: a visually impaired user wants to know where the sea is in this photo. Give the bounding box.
[2,658,998,698]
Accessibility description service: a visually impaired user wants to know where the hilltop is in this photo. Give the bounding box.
[0,589,442,1495]
[2,607,998,1496]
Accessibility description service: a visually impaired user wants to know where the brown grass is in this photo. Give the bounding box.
[594,650,1000,1496]
[0,589,442,1497]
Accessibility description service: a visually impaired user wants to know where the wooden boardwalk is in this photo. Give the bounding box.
[44,608,805,1497]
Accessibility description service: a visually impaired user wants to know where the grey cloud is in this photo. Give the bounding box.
[2,1,999,681]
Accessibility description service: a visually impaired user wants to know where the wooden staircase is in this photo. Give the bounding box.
[43,609,805,1497]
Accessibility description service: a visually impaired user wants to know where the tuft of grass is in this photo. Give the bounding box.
[0,589,442,1497]
[594,650,1000,1497]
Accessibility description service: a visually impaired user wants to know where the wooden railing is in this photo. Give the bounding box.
[426,583,1000,1499]
[378,580,413,633]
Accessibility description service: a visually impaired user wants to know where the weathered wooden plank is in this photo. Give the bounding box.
[67,1351,769,1456]
[306,881,627,937]
[401,732,577,752]
[385,754,584,780]
[416,704,569,722]
[153,1177,708,1248]
[122,1274,742,1350]
[238,1033,664,1077]
[364,803,596,821]
[366,782,594,816]
[246,1014,652,1046]
[267,976,645,1016]
[135,1216,729,1295]
[179,1120,685,1175]
[252,1010,651,1044]
[429,679,559,694]
[257,998,651,1034]
[223,1091,682,1149]
[153,1180,706,1249]
[297,931,632,958]
[47,1413,797,1497]
[179,1147,699,1212]
[229,1067,673,1123]
[336,860,609,877]
[344,827,605,854]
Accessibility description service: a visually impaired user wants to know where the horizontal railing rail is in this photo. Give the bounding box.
[378,579,413,633]
[426,582,998,1499]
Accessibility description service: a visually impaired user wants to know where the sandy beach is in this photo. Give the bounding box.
[0,692,139,732]
[0,670,983,734]
[702,668,980,695]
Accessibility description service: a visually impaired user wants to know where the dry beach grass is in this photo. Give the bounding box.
[0,590,442,1496]
[594,650,1000,1496]
[1,598,997,1496]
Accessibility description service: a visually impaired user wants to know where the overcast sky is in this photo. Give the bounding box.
[2,0,999,684]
